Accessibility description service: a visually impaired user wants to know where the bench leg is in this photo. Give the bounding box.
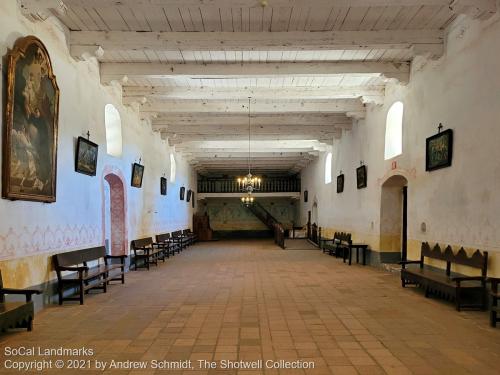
[401,278,406,288]
[27,317,33,332]
[424,288,430,298]
[58,285,63,305]
[456,289,461,311]
[121,265,125,284]
[492,310,497,327]
[79,280,85,305]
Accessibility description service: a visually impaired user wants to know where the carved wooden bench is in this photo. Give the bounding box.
[131,237,164,270]
[156,233,181,256]
[53,247,126,305]
[322,232,352,259]
[0,270,41,332]
[488,278,499,327]
[400,242,488,311]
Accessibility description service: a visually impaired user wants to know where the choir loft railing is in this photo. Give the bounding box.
[198,177,300,193]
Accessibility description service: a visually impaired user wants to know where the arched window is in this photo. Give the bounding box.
[170,153,176,183]
[384,101,404,160]
[325,152,332,184]
[104,104,123,157]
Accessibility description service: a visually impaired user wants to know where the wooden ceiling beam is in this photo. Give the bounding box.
[123,85,385,103]
[153,113,351,126]
[71,30,443,58]
[101,62,409,84]
[141,99,364,114]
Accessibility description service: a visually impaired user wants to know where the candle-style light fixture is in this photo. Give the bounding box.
[237,97,262,204]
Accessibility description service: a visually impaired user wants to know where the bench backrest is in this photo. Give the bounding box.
[334,232,352,245]
[131,237,153,249]
[421,242,488,277]
[172,230,182,237]
[156,233,171,243]
[54,247,106,268]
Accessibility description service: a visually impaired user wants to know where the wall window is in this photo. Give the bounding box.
[170,153,176,183]
[384,101,404,160]
[104,104,123,157]
[325,152,332,184]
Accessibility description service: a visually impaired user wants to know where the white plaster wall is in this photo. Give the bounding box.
[300,14,500,276]
[0,0,195,286]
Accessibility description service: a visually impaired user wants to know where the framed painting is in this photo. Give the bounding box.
[356,165,367,189]
[2,36,60,202]
[337,174,344,193]
[160,177,167,195]
[75,137,98,176]
[304,190,308,202]
[131,163,144,188]
[187,189,192,202]
[426,129,453,171]
[180,186,185,200]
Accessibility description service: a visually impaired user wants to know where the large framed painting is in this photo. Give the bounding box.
[426,129,453,171]
[337,174,344,193]
[356,165,367,189]
[2,36,59,202]
[75,137,98,176]
[131,163,144,188]
[180,186,185,200]
[160,177,167,195]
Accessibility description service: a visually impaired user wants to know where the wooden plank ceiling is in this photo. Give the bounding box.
[20,0,497,175]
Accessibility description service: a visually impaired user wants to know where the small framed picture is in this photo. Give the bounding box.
[304,190,308,202]
[336,174,344,193]
[356,165,367,189]
[187,189,192,202]
[75,137,98,176]
[131,163,144,188]
[191,192,195,208]
[180,186,185,200]
[426,129,453,171]
[160,177,167,195]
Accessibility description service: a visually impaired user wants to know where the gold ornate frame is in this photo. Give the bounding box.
[2,36,60,202]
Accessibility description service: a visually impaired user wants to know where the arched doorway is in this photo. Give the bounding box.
[103,171,127,255]
[380,175,408,262]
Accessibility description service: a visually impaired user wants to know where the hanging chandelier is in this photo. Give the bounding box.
[237,97,262,202]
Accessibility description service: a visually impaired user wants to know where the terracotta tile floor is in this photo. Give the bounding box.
[1,239,499,374]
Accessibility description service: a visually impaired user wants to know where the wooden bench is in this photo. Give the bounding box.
[183,229,197,245]
[156,233,181,256]
[131,237,165,270]
[488,278,499,327]
[400,242,488,311]
[53,247,126,305]
[322,232,352,259]
[0,270,41,332]
[171,230,186,249]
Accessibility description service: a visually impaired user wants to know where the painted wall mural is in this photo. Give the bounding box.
[203,198,298,231]
[0,224,100,261]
